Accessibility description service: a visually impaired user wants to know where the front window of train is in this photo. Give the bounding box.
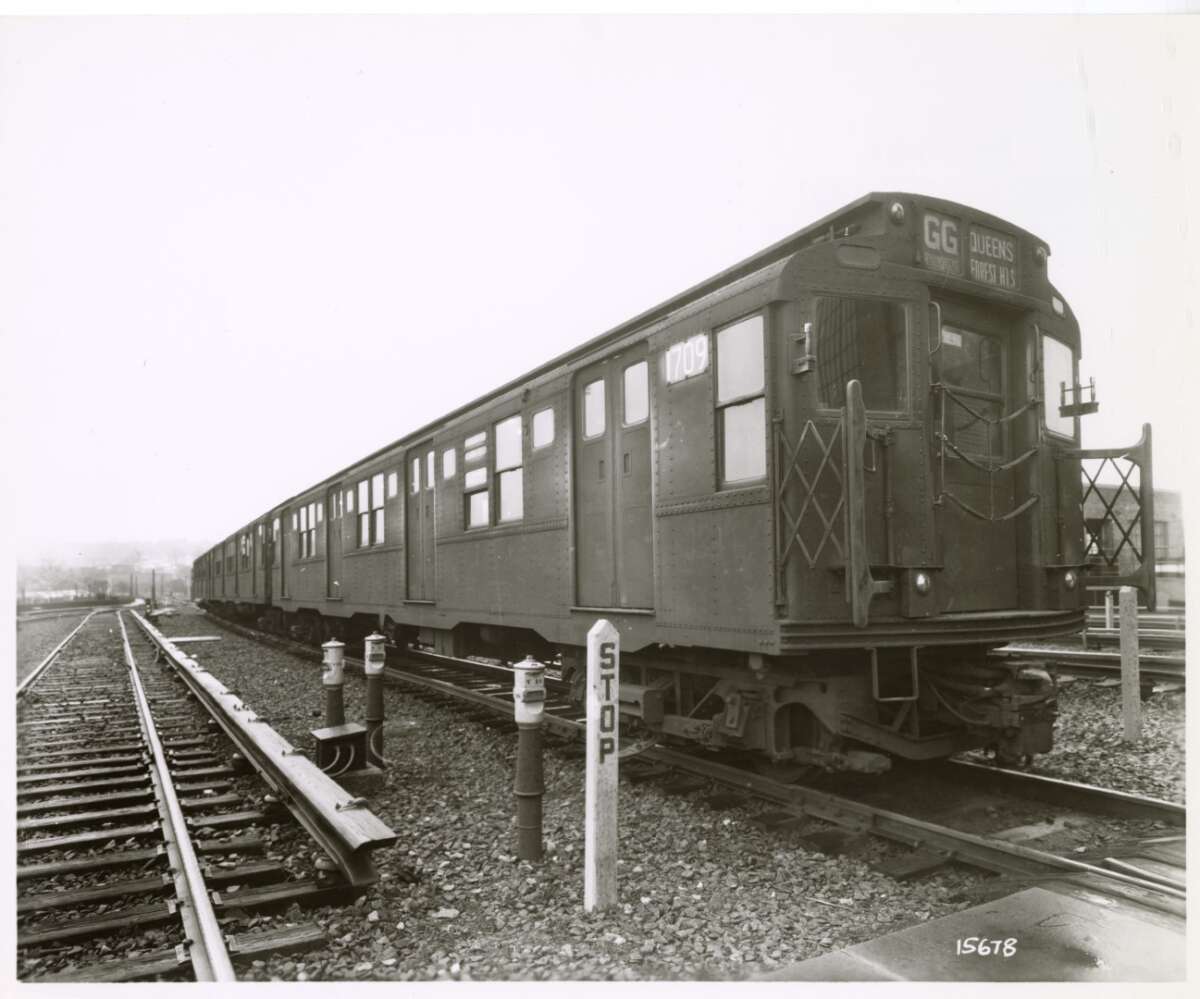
[814,297,907,412]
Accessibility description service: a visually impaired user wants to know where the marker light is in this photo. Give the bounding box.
[1064,570,1078,591]
[914,572,932,595]
[1035,246,1048,268]
[1052,296,1065,316]
[889,201,906,224]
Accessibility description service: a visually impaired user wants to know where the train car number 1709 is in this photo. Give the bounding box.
[664,333,709,385]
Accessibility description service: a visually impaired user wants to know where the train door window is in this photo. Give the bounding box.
[316,501,323,523]
[272,517,280,543]
[494,415,523,522]
[1041,334,1076,438]
[583,379,606,438]
[623,361,649,426]
[345,489,353,514]
[443,448,456,479]
[934,322,1004,456]
[426,451,435,489]
[532,407,554,449]
[388,471,398,498]
[815,297,908,411]
[410,458,420,494]
[716,314,767,484]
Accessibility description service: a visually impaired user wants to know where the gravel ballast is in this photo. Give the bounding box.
[15,613,89,686]
[152,606,997,981]
[1021,677,1185,803]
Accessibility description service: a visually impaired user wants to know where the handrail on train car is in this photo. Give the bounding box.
[129,611,397,887]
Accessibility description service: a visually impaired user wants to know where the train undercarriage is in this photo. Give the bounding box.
[203,600,1057,773]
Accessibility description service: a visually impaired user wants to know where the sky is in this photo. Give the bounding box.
[1,13,1197,567]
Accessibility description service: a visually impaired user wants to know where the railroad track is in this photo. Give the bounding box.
[15,610,395,983]
[994,645,1186,684]
[197,610,1185,916]
[18,604,129,624]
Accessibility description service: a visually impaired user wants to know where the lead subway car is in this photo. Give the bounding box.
[194,192,1155,771]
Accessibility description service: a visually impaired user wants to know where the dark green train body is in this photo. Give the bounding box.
[194,193,1155,770]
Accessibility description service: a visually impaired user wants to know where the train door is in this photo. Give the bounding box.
[277,512,287,599]
[264,518,275,606]
[326,486,343,599]
[930,298,1019,609]
[406,444,436,600]
[573,348,653,609]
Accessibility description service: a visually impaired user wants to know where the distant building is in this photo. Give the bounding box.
[1083,486,1184,607]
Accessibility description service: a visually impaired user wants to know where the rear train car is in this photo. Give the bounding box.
[194,192,1154,770]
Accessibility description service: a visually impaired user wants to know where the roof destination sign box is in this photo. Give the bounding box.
[918,210,1020,292]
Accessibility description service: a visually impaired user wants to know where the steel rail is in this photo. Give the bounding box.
[117,612,236,982]
[935,758,1186,826]
[17,609,101,698]
[1082,628,1186,649]
[994,645,1185,680]
[638,744,1184,902]
[129,611,396,887]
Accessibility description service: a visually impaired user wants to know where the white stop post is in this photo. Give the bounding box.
[584,619,619,913]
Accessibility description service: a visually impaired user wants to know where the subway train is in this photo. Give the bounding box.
[194,192,1155,771]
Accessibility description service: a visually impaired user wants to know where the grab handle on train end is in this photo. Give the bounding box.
[843,379,874,627]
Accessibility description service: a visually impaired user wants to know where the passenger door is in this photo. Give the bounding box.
[573,349,653,609]
[406,445,436,600]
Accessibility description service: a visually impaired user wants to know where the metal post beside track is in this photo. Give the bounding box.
[512,656,546,862]
[322,639,346,728]
[364,633,386,769]
[1120,586,1142,742]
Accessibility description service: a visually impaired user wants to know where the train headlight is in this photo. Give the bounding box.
[889,201,906,224]
[1063,570,1078,591]
[914,571,932,595]
[1035,245,1048,268]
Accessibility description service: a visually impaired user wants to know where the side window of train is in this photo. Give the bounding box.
[464,430,488,528]
[357,477,386,547]
[495,415,523,522]
[814,297,908,412]
[532,407,555,449]
[716,314,766,484]
[1041,334,1076,439]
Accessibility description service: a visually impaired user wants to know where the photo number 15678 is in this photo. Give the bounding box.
[956,937,1017,957]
